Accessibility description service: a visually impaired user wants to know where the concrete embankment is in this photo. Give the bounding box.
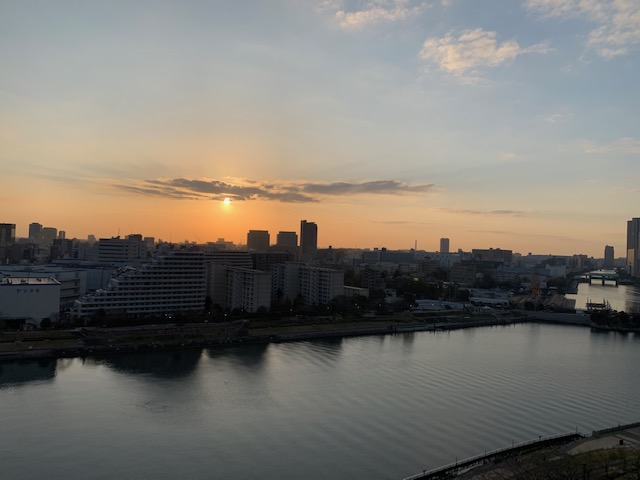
[403,432,584,480]
[518,310,591,326]
[403,422,640,480]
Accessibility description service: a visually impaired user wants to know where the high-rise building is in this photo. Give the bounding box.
[272,262,343,306]
[300,220,317,260]
[72,248,208,318]
[604,245,614,269]
[440,238,450,254]
[29,222,42,242]
[40,227,58,246]
[276,231,298,252]
[247,230,270,251]
[226,267,272,313]
[627,218,640,277]
[98,234,146,264]
[0,224,16,245]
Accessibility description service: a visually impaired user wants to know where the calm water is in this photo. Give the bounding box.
[567,283,640,312]
[1,324,639,479]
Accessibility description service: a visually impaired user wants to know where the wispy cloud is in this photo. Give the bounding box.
[439,207,530,216]
[371,220,435,225]
[581,137,640,155]
[115,178,436,203]
[545,109,572,123]
[321,0,429,29]
[419,28,550,81]
[525,0,640,58]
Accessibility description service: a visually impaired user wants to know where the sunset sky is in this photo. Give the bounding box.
[1,0,639,256]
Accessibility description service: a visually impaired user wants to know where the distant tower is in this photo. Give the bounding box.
[300,220,318,260]
[276,231,298,253]
[603,245,614,269]
[29,222,42,242]
[40,227,57,246]
[440,238,450,254]
[247,230,270,251]
[0,223,16,245]
[627,218,640,277]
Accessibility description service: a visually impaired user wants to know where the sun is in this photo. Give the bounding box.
[223,197,231,205]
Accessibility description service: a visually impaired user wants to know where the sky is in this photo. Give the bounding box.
[1,0,639,257]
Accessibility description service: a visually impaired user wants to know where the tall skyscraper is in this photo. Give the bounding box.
[40,227,57,246]
[603,245,614,269]
[0,223,16,245]
[29,222,42,242]
[247,230,270,251]
[627,218,640,277]
[276,231,298,249]
[300,220,318,260]
[440,238,450,254]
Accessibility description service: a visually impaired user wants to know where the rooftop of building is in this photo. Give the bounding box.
[0,276,60,286]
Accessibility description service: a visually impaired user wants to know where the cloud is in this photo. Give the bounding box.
[525,0,640,58]
[440,207,530,216]
[371,220,435,225]
[321,0,429,29]
[581,137,640,155]
[545,109,572,123]
[302,179,434,195]
[419,28,550,80]
[116,177,436,203]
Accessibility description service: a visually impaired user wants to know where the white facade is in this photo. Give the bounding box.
[226,267,272,312]
[72,249,207,318]
[0,277,60,326]
[273,263,344,305]
[1,265,88,309]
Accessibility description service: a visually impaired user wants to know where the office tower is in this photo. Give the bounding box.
[247,230,270,251]
[41,227,58,246]
[58,230,66,240]
[440,238,450,254]
[276,231,298,250]
[0,224,16,245]
[98,234,146,263]
[627,218,640,277]
[29,222,42,242]
[604,245,614,269]
[300,220,317,260]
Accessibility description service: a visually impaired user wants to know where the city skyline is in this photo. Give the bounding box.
[2,1,639,257]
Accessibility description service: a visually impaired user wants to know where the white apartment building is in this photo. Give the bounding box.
[72,249,207,318]
[273,262,344,306]
[226,267,272,313]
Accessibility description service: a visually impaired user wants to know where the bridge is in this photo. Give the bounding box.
[588,270,618,286]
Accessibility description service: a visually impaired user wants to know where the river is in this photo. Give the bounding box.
[567,283,640,312]
[1,323,639,479]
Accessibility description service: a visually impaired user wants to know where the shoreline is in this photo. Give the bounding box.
[4,308,630,363]
[0,314,529,362]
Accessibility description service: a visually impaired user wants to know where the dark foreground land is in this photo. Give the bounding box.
[0,310,524,360]
[405,423,640,480]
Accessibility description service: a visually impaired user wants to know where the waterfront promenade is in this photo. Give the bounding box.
[403,423,640,480]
